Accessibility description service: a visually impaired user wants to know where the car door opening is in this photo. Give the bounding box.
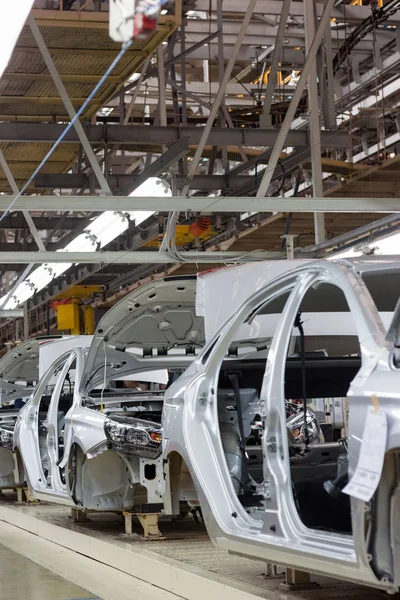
[212,282,361,536]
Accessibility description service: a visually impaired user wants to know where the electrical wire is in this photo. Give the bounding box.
[280,166,303,252]
[0,40,132,224]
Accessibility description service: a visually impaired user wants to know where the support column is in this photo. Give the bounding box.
[180,18,188,127]
[119,89,126,175]
[124,56,151,125]
[157,46,167,128]
[71,508,90,522]
[216,0,229,172]
[256,0,334,204]
[168,33,181,127]
[281,234,298,259]
[182,0,257,195]
[321,25,336,130]
[123,511,133,535]
[305,0,326,244]
[260,0,291,128]
[136,513,163,539]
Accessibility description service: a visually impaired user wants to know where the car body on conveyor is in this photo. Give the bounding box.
[14,275,324,514]
[14,277,205,511]
[162,257,400,593]
[0,336,63,488]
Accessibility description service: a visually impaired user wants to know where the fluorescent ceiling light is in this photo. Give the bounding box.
[0,178,171,310]
[0,0,34,81]
[128,72,141,83]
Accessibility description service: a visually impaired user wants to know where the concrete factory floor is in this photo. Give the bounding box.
[0,541,96,600]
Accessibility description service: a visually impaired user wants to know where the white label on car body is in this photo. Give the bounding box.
[343,405,387,502]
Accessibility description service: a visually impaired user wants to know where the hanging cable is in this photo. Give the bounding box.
[294,311,309,447]
[280,166,303,252]
[332,0,400,74]
[0,40,132,223]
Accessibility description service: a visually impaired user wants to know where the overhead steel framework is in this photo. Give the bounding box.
[0,196,398,214]
[0,0,400,343]
[0,123,349,147]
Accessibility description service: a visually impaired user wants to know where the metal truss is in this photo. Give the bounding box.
[0,310,23,318]
[0,250,283,265]
[0,196,398,213]
[0,123,350,148]
[2,0,400,336]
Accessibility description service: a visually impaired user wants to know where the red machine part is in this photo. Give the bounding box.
[133,13,158,39]
[189,216,211,238]
[49,298,72,311]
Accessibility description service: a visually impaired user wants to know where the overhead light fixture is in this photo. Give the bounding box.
[128,72,141,83]
[0,0,35,81]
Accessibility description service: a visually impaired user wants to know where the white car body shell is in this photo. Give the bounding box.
[0,336,76,488]
[14,277,203,510]
[162,257,400,592]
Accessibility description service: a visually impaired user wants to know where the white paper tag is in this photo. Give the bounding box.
[343,405,387,502]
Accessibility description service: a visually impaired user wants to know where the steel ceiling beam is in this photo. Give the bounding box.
[0,310,24,318]
[0,196,398,213]
[0,216,83,229]
[193,0,400,25]
[184,21,393,44]
[131,79,307,96]
[0,123,350,148]
[180,32,378,51]
[118,138,190,196]
[34,173,255,191]
[185,45,306,64]
[0,250,283,265]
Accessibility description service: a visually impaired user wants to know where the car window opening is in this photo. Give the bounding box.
[213,281,363,535]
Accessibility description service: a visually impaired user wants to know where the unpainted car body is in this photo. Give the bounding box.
[162,257,400,592]
[14,275,325,512]
[0,336,63,488]
[14,278,205,510]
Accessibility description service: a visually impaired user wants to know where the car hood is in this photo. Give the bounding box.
[0,337,62,384]
[81,276,205,393]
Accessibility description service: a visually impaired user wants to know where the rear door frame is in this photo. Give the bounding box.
[46,351,77,498]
